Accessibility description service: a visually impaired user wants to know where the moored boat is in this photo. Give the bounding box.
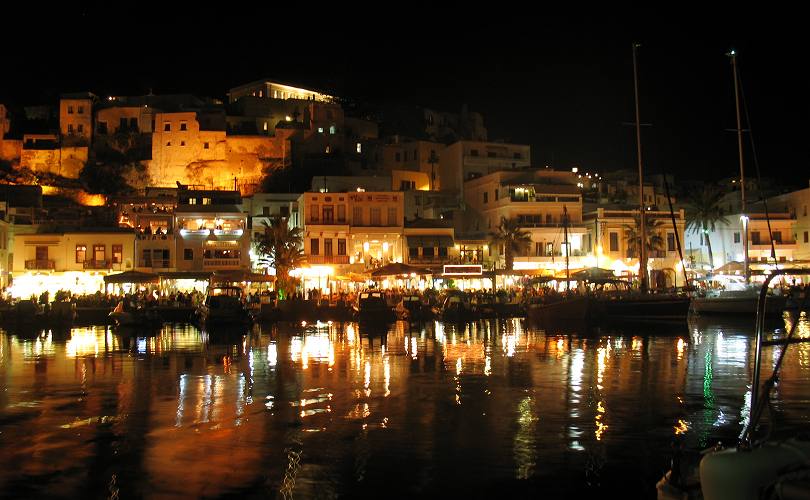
[196,286,251,325]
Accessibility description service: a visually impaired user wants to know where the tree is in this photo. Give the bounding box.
[623,218,665,259]
[488,216,531,272]
[253,216,304,299]
[685,186,728,268]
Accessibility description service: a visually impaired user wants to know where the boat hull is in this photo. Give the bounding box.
[600,295,690,322]
[690,295,786,316]
[527,296,591,323]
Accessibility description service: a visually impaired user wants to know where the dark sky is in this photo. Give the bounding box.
[4,3,806,186]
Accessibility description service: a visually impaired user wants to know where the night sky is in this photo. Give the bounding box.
[4,4,806,187]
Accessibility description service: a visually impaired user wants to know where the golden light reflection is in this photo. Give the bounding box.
[632,337,643,353]
[484,355,491,376]
[456,357,462,375]
[66,328,102,357]
[674,419,689,435]
[676,338,685,360]
[364,360,371,397]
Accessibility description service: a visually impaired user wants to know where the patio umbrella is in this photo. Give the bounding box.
[370,262,432,277]
[571,267,616,281]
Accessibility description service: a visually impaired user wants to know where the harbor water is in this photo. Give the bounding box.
[1,316,809,498]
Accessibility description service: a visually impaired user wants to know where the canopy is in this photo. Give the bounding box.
[104,270,159,284]
[713,261,745,274]
[370,262,432,277]
[571,267,616,280]
[334,272,369,283]
[406,235,454,248]
[158,271,212,280]
[211,270,275,283]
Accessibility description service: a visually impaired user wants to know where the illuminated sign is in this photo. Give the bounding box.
[443,265,483,277]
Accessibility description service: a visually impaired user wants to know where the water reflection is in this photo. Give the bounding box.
[1,316,810,497]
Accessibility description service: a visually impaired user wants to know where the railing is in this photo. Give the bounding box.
[25,259,55,270]
[139,260,171,269]
[203,258,241,268]
[83,260,109,270]
[307,255,349,264]
[307,219,347,225]
[137,233,173,240]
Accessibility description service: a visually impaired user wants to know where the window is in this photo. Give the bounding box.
[68,124,74,134]
[667,233,676,252]
[805,231,808,243]
[337,205,346,222]
[395,152,401,162]
[487,151,496,158]
[535,242,543,256]
[98,122,108,134]
[388,207,397,226]
[180,122,187,131]
[36,246,48,261]
[318,127,324,133]
[187,197,196,205]
[184,249,194,260]
[204,142,209,149]
[773,231,782,244]
[370,208,381,226]
[166,142,171,146]
[164,123,171,132]
[311,204,319,222]
[93,244,105,262]
[404,151,409,161]
[409,247,419,258]
[356,142,362,153]
[609,233,619,252]
[78,106,84,114]
[323,205,334,223]
[329,125,336,134]
[514,152,522,159]
[142,249,152,267]
[129,117,137,130]
[324,239,333,256]
[311,238,320,255]
[423,246,435,257]
[751,231,761,245]
[495,189,499,201]
[67,105,74,114]
[120,117,128,130]
[264,122,269,131]
[77,124,84,133]
[483,192,488,203]
[400,180,415,191]
[338,239,346,255]
[734,232,740,243]
[805,206,808,217]
[75,245,87,263]
[180,141,186,146]
[470,149,479,157]
[112,245,123,264]
[353,207,363,225]
[202,197,212,205]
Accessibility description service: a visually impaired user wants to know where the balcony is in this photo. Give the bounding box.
[83,260,109,270]
[307,255,349,265]
[203,258,241,268]
[25,259,55,270]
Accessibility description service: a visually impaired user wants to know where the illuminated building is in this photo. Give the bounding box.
[9,229,136,299]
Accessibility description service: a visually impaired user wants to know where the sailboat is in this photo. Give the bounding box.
[526,205,594,327]
[689,50,786,318]
[598,43,690,324]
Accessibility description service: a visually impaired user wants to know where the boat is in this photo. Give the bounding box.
[440,291,473,323]
[109,300,162,328]
[526,293,592,324]
[196,286,251,325]
[470,292,498,318]
[354,291,396,323]
[690,283,787,317]
[657,268,810,500]
[397,294,433,322]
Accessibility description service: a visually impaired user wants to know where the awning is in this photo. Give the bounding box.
[104,270,159,284]
[370,262,433,277]
[158,271,213,280]
[406,235,454,248]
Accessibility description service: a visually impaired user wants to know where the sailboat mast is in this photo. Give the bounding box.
[730,50,750,284]
[564,205,570,291]
[632,43,648,292]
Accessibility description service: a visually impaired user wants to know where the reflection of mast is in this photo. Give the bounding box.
[563,205,570,291]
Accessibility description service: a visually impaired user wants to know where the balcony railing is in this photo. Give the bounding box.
[25,259,55,270]
[408,256,451,264]
[83,260,109,269]
[139,260,171,269]
[203,258,241,268]
[307,255,349,264]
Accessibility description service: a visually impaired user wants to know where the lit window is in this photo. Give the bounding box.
[356,142,362,153]
[318,127,324,133]
[285,115,292,121]
[202,197,212,205]
[329,125,336,135]
[263,122,268,131]
[259,90,263,97]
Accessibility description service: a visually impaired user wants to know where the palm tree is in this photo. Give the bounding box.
[623,218,666,259]
[253,216,305,299]
[488,217,532,272]
[685,186,728,268]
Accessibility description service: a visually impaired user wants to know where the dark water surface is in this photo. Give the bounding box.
[1,317,809,499]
